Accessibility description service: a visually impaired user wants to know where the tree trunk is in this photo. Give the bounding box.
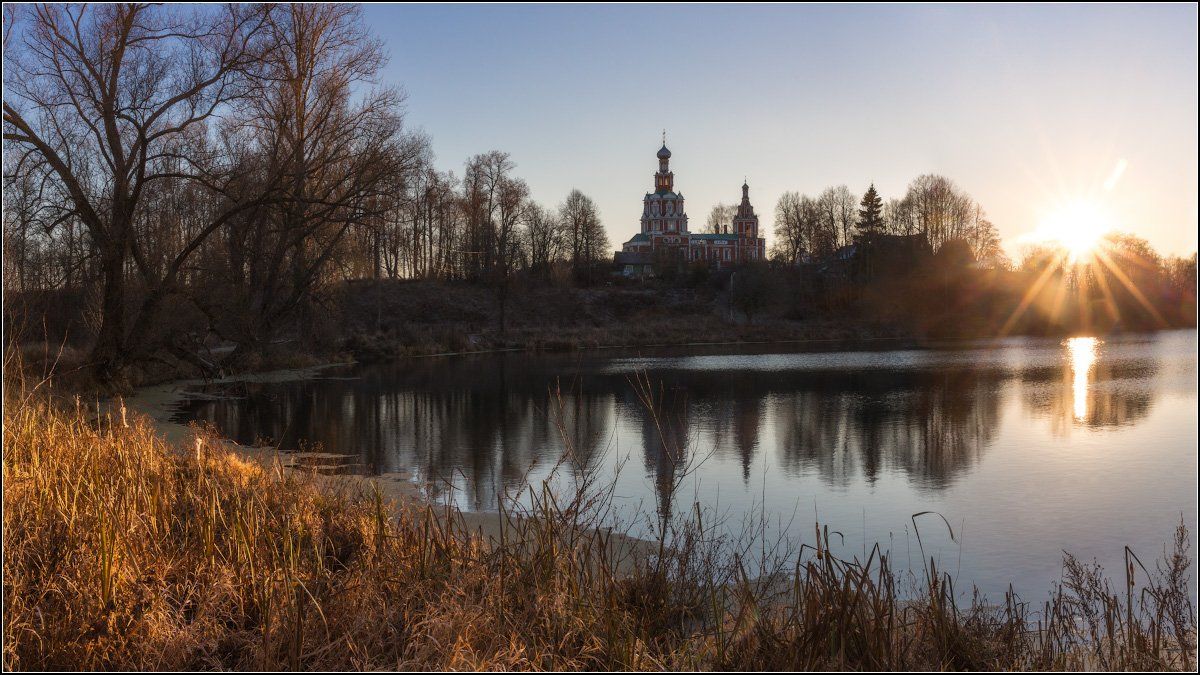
[90,246,128,383]
[497,281,508,332]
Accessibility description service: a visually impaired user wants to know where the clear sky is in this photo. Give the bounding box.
[363,3,1198,258]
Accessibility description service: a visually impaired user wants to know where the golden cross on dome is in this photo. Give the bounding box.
[661,129,666,145]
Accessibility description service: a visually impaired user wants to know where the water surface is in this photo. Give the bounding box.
[173,330,1198,598]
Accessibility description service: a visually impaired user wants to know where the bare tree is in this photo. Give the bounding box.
[3,3,273,381]
[902,174,974,251]
[377,161,460,279]
[492,173,530,328]
[523,202,566,277]
[705,202,736,234]
[883,197,916,236]
[818,185,857,249]
[212,4,410,359]
[559,189,607,283]
[772,191,806,263]
[967,203,1004,267]
[773,191,832,263]
[461,150,520,280]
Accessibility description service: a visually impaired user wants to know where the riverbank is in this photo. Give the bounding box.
[119,363,653,571]
[331,276,1196,362]
[4,373,1196,670]
[334,279,910,361]
[11,275,1192,392]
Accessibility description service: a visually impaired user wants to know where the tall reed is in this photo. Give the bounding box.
[2,368,1195,670]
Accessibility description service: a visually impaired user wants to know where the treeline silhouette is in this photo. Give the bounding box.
[710,223,1193,343]
[772,178,1002,264]
[3,5,1195,388]
[752,178,1196,339]
[3,5,608,384]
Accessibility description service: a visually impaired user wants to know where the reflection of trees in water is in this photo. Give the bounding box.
[383,385,613,511]
[773,369,1002,489]
[554,384,612,476]
[1019,358,1157,437]
[179,357,615,512]
[179,346,1169,511]
[701,388,764,485]
[732,397,763,482]
[619,368,1004,510]
[630,383,692,521]
[183,360,1003,507]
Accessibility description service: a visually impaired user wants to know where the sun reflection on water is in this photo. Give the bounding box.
[1068,337,1099,420]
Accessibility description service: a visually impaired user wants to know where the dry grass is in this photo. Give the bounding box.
[2,369,1195,670]
[336,279,900,361]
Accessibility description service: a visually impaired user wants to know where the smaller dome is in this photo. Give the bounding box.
[657,144,671,159]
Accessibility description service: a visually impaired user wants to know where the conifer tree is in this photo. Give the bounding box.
[858,183,885,237]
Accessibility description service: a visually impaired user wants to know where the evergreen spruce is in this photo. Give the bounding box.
[858,183,885,236]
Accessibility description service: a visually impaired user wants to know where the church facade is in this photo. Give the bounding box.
[618,140,765,272]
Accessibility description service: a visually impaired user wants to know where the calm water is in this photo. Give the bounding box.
[173,330,1198,598]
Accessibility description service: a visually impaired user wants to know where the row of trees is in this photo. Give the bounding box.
[2,4,608,381]
[727,230,1196,337]
[3,4,1192,384]
[771,176,1004,266]
[1016,234,1197,332]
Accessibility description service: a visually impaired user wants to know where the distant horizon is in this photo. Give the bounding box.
[365,3,1198,259]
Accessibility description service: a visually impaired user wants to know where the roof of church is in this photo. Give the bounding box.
[625,233,650,243]
[657,144,671,159]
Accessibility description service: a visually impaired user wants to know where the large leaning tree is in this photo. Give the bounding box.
[3,3,274,383]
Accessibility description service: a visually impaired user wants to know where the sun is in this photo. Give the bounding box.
[1037,200,1113,262]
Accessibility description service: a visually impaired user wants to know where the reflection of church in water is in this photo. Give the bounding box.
[618,137,766,271]
[196,341,1160,516]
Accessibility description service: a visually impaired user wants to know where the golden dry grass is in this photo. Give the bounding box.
[2,377,1195,671]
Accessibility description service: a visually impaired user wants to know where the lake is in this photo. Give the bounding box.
[172,330,1198,599]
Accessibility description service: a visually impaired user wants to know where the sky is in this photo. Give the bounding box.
[363,3,1198,258]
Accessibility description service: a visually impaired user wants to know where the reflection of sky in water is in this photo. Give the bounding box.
[602,334,1155,375]
[173,330,1197,599]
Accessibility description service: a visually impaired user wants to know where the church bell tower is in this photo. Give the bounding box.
[655,131,673,192]
[733,180,758,240]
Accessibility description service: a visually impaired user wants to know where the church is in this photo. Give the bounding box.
[617,138,766,274]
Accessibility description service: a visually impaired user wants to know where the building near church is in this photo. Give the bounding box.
[617,140,766,274]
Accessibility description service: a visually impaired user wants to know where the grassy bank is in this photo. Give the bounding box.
[3,380,1196,670]
[11,275,1192,388]
[5,279,905,390]
[335,279,911,361]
